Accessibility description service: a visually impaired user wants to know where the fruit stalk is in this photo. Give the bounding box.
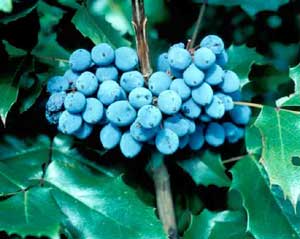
[131,0,152,80]
[149,152,178,239]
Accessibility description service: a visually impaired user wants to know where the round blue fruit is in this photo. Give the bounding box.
[194,47,216,70]
[189,125,205,150]
[181,98,201,119]
[148,71,172,96]
[220,70,240,93]
[222,122,244,143]
[129,87,152,109]
[229,105,251,125]
[64,92,86,114]
[91,43,115,66]
[216,50,228,67]
[200,35,224,54]
[168,47,192,71]
[199,114,211,123]
[73,123,93,139]
[192,82,213,106]
[46,92,66,112]
[100,123,122,149]
[205,96,225,119]
[45,110,61,125]
[82,98,104,124]
[137,105,162,129]
[179,134,189,149]
[157,53,170,72]
[155,128,179,155]
[215,92,234,111]
[130,120,158,142]
[95,66,118,82]
[115,47,138,71]
[183,64,205,87]
[205,122,225,147]
[69,49,92,72]
[75,72,98,96]
[97,80,122,105]
[106,100,137,127]
[47,76,69,93]
[205,64,224,85]
[163,114,190,137]
[157,90,182,115]
[63,69,79,87]
[58,111,82,134]
[170,78,191,101]
[120,131,142,158]
[120,71,144,92]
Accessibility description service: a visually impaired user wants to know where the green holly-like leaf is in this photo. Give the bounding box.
[177,151,231,187]
[231,155,300,238]
[226,45,265,87]
[0,188,63,238]
[3,40,27,57]
[72,5,130,48]
[184,209,248,239]
[254,106,300,208]
[193,0,288,16]
[0,0,12,13]
[277,64,300,107]
[0,135,50,195]
[245,125,262,155]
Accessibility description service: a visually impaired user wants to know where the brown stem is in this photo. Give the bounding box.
[131,0,152,81]
[189,0,208,49]
[149,152,178,239]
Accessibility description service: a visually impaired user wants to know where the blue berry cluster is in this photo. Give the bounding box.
[45,35,251,158]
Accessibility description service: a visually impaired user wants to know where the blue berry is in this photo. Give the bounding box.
[74,123,93,139]
[120,71,144,92]
[115,47,138,71]
[222,122,244,143]
[157,53,170,72]
[183,64,205,87]
[130,120,158,142]
[205,96,225,119]
[170,78,191,101]
[215,92,234,111]
[181,98,201,119]
[155,128,179,155]
[220,70,240,93]
[228,91,241,101]
[75,72,98,96]
[189,125,205,150]
[179,134,189,149]
[69,49,92,72]
[58,111,82,134]
[229,105,251,125]
[47,76,69,93]
[170,42,185,49]
[168,47,192,71]
[63,69,79,87]
[187,119,196,134]
[106,100,136,127]
[205,122,225,147]
[158,90,182,115]
[199,114,212,123]
[200,35,224,54]
[137,105,162,129]
[82,98,104,124]
[46,92,66,112]
[97,80,122,105]
[129,87,152,109]
[192,82,213,106]
[216,50,228,67]
[45,110,61,124]
[96,66,118,82]
[194,47,216,70]
[163,114,190,137]
[120,131,142,158]
[91,43,115,66]
[148,72,172,96]
[100,123,122,149]
[64,92,86,114]
[205,64,224,85]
